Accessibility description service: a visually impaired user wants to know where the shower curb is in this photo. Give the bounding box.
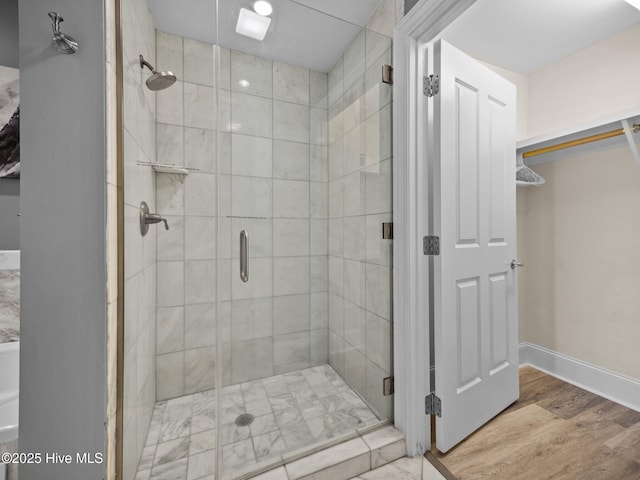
[248,425,405,480]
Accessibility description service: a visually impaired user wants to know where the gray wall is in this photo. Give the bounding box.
[0,0,20,250]
[19,0,106,478]
[0,0,19,68]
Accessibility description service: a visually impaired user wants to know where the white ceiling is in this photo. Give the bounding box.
[148,0,640,74]
[147,0,382,72]
[440,0,640,74]
[291,0,382,26]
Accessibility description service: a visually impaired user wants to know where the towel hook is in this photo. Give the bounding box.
[48,12,79,54]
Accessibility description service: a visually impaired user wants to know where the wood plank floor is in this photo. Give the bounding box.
[433,367,640,480]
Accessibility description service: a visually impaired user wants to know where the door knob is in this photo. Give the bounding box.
[511,259,524,270]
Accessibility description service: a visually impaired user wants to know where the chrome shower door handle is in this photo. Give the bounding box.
[240,230,249,283]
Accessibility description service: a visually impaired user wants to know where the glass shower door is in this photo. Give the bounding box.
[215,1,394,478]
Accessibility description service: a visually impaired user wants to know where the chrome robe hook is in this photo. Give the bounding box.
[48,12,79,54]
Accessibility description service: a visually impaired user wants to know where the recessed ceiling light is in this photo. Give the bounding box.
[253,0,273,16]
[235,8,271,41]
[238,79,250,88]
[625,0,640,10]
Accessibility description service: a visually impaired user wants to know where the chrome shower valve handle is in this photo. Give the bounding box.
[147,215,169,231]
[139,201,169,236]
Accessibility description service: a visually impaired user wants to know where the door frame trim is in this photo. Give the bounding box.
[392,0,478,455]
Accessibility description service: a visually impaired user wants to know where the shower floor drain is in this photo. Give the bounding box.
[235,413,254,427]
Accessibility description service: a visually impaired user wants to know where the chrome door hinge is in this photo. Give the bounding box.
[423,74,439,97]
[425,393,442,416]
[383,376,394,396]
[382,64,393,85]
[423,235,440,255]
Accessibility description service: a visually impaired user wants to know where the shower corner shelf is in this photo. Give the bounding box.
[136,161,201,175]
[152,164,190,175]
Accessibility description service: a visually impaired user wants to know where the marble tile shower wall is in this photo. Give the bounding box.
[153,32,330,398]
[327,21,394,419]
[121,0,158,479]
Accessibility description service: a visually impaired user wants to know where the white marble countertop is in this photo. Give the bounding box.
[0,251,19,270]
[0,269,19,343]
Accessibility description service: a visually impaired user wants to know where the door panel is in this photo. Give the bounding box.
[455,80,480,246]
[456,277,481,391]
[488,97,507,243]
[432,39,518,453]
[488,273,508,372]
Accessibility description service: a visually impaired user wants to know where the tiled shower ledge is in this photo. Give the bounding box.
[351,455,448,480]
[250,425,407,480]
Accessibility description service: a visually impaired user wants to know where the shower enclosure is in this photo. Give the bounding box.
[121,1,395,478]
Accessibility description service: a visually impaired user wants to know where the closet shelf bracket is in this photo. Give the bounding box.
[621,119,640,171]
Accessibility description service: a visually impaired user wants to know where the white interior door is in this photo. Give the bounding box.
[431,39,519,453]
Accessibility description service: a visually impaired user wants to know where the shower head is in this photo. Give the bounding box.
[139,55,177,91]
[146,71,177,91]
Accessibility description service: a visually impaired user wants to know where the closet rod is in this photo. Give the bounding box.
[523,123,640,158]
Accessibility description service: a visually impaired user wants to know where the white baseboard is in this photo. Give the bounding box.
[519,342,640,413]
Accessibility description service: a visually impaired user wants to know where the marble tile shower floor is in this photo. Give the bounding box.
[135,365,382,480]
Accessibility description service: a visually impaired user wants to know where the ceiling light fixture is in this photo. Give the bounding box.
[238,79,250,88]
[235,7,271,41]
[624,0,640,10]
[253,0,273,17]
